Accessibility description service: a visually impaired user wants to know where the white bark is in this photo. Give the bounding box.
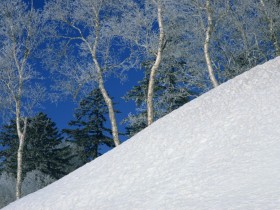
[0,1,40,199]
[204,0,219,88]
[4,1,32,199]
[14,48,29,199]
[15,115,27,200]
[46,1,121,146]
[147,0,165,126]
[90,16,120,146]
[97,75,120,146]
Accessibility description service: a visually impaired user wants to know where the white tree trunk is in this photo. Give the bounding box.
[90,20,120,146]
[147,0,165,126]
[15,104,27,200]
[204,0,219,88]
[97,74,120,146]
[16,134,24,200]
[0,1,39,200]
[66,8,121,146]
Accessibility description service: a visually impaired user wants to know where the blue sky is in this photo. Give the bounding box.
[44,70,143,141]
[16,0,145,142]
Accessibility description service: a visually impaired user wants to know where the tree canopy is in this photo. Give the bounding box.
[0,112,73,179]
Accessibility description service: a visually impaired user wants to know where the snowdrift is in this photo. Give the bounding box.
[3,57,280,210]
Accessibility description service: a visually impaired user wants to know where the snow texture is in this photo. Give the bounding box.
[3,57,280,210]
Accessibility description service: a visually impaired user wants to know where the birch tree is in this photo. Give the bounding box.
[217,0,266,80]
[203,0,219,88]
[190,0,230,88]
[119,0,209,125]
[115,0,171,125]
[0,0,45,199]
[146,0,165,125]
[212,0,280,81]
[44,0,135,146]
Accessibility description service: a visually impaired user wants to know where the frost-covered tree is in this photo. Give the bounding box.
[0,172,15,208]
[186,0,231,87]
[0,170,55,208]
[145,0,165,126]
[21,170,55,196]
[124,61,194,137]
[44,0,135,147]
[118,0,216,125]
[258,0,280,56]
[209,0,280,81]
[116,0,168,125]
[173,0,280,86]
[0,0,46,199]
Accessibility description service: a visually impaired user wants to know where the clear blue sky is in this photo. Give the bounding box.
[44,71,143,142]
[20,0,144,142]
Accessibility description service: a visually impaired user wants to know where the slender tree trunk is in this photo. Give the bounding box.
[16,134,24,199]
[97,73,120,146]
[260,0,280,56]
[15,102,27,199]
[147,0,165,126]
[90,18,120,146]
[204,0,219,88]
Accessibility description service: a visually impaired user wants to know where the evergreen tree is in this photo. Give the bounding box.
[63,88,115,164]
[0,124,18,175]
[123,60,194,137]
[0,113,73,179]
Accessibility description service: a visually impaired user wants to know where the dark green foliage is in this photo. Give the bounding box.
[63,88,114,164]
[123,60,194,137]
[0,124,18,175]
[0,113,73,179]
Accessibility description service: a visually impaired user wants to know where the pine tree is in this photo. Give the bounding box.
[0,124,18,175]
[123,60,194,137]
[63,88,115,164]
[0,113,73,179]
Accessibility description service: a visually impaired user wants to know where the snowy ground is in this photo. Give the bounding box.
[3,57,280,210]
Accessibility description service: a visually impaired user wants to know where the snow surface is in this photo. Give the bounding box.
[3,57,280,210]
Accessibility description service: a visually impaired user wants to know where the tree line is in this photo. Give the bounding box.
[0,0,280,203]
[0,89,114,207]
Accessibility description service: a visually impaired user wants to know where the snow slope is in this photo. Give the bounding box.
[3,57,280,210]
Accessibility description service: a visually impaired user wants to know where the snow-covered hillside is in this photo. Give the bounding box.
[3,57,280,210]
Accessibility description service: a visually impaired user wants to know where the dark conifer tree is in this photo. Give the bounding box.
[123,60,194,137]
[63,88,115,164]
[0,113,73,179]
[0,123,18,175]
